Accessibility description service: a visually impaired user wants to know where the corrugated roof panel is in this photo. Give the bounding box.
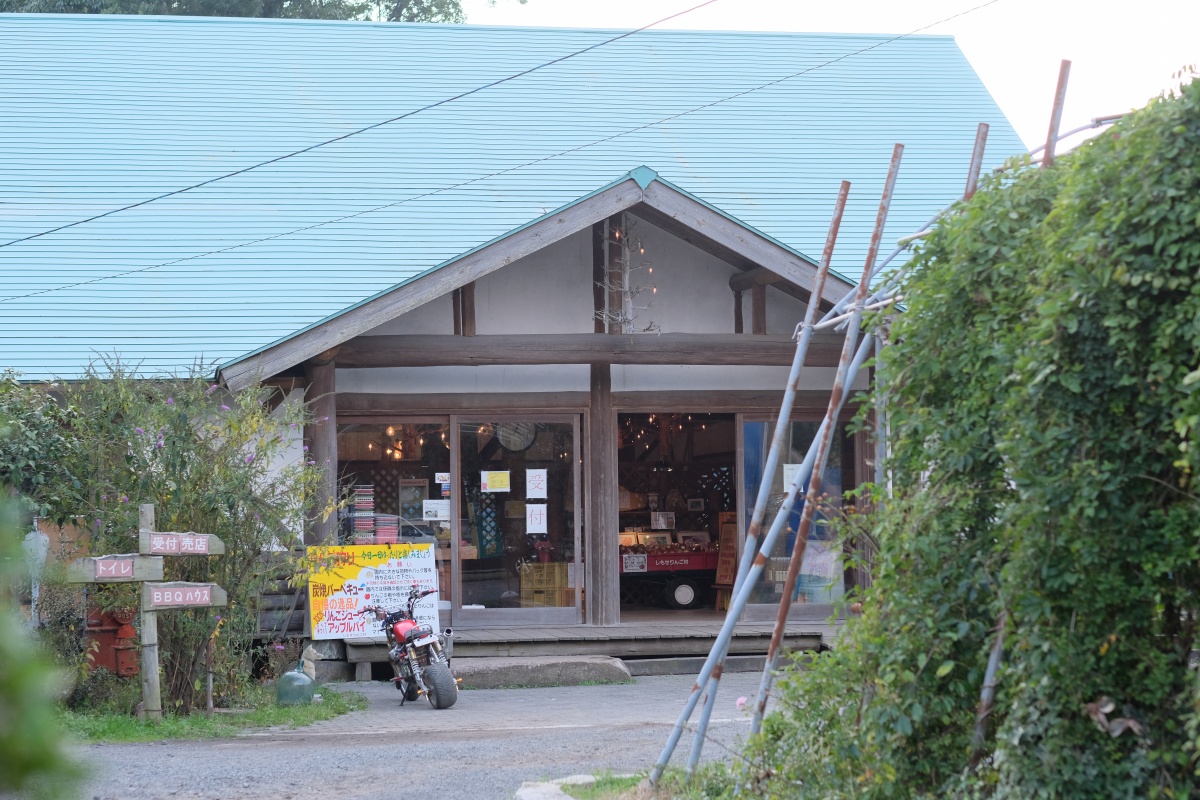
[0,15,1024,379]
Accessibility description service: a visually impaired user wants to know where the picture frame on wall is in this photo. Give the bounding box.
[678,530,710,546]
[686,498,705,512]
[618,532,639,547]
[637,532,673,548]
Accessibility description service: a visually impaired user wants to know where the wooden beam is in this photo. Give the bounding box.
[729,266,784,292]
[733,290,744,334]
[612,390,860,417]
[589,363,620,626]
[336,333,844,368]
[751,284,768,335]
[452,288,462,336]
[338,391,590,415]
[460,281,476,337]
[592,221,606,333]
[220,178,645,389]
[305,360,338,545]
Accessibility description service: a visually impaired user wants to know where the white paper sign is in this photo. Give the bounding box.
[783,463,803,490]
[622,553,648,573]
[526,468,548,499]
[526,503,548,534]
[435,473,450,484]
[422,499,450,521]
[651,511,675,530]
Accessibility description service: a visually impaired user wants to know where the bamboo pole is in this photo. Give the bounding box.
[750,144,904,734]
[683,181,851,778]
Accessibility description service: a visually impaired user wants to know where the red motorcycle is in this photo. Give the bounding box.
[361,586,459,709]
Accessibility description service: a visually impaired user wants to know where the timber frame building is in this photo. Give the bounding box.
[0,15,1023,633]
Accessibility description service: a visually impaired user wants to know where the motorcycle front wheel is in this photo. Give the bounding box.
[423,662,458,709]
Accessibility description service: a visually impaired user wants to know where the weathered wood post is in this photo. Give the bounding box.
[138,504,163,721]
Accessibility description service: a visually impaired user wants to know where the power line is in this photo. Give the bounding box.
[0,0,720,250]
[0,0,1005,304]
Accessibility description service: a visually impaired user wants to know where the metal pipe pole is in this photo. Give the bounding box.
[684,181,851,777]
[649,333,874,786]
[750,144,904,734]
[1041,60,1071,168]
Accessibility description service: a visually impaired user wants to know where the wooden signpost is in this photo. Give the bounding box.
[67,504,225,722]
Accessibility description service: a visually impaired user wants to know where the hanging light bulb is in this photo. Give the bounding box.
[368,442,373,450]
[385,447,392,455]
[386,426,395,436]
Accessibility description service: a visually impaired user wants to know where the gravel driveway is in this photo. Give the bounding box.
[75,673,765,800]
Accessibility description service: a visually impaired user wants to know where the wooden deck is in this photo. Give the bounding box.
[345,610,839,662]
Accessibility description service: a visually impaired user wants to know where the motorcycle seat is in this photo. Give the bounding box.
[405,624,434,642]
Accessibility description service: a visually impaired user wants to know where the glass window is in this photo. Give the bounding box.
[458,421,577,610]
[336,421,452,602]
[742,420,851,606]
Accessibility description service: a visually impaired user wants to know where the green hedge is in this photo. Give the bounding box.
[743,76,1200,798]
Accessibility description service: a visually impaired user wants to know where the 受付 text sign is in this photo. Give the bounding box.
[139,530,225,555]
[66,554,163,584]
[141,582,228,611]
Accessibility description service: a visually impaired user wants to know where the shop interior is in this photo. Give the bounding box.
[617,413,739,614]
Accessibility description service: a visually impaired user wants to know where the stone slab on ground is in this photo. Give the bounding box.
[514,774,596,800]
[301,658,354,684]
[624,654,766,676]
[454,655,631,689]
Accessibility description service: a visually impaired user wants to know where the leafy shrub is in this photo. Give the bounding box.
[742,76,1200,797]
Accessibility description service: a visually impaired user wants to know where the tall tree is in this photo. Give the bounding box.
[0,0,523,20]
[0,0,466,21]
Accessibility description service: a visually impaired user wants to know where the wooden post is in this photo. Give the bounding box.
[205,637,214,716]
[460,282,476,337]
[751,284,767,335]
[305,359,338,544]
[452,288,463,335]
[606,215,624,335]
[138,503,163,722]
[733,290,744,334]
[592,221,606,333]
[588,363,620,625]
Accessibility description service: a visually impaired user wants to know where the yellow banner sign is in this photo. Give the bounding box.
[307,543,438,640]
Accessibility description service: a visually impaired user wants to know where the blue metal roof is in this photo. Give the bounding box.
[0,14,1024,380]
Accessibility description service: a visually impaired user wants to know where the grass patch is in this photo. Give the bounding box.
[560,764,737,800]
[562,774,642,799]
[59,684,366,743]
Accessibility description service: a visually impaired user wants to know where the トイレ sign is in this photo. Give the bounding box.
[66,554,164,584]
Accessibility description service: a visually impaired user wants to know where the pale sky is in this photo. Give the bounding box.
[461,0,1199,151]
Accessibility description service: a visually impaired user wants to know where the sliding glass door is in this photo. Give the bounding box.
[453,416,582,625]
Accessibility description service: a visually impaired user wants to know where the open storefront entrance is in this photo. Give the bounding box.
[336,416,582,628]
[617,413,738,615]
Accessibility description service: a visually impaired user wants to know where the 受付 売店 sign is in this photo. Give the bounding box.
[139,530,225,555]
[141,582,228,611]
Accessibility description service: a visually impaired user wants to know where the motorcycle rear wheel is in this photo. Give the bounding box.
[424,662,458,709]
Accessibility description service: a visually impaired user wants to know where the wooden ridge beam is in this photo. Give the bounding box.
[334,333,845,368]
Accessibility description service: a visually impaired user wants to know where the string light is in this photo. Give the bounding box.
[386,426,395,436]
